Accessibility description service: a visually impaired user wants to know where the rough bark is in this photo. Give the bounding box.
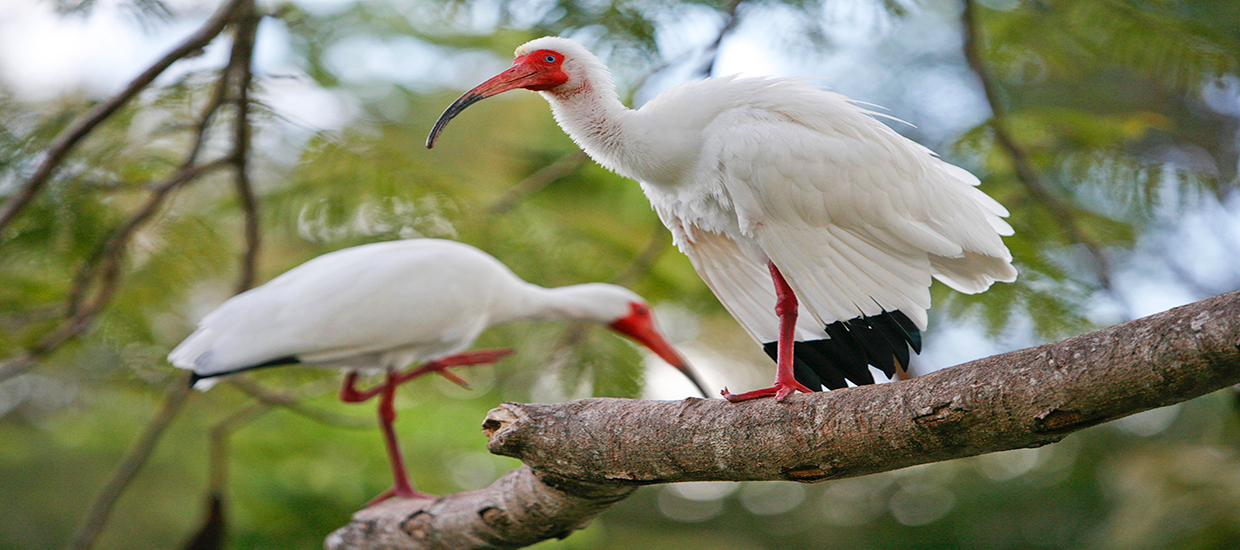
[325,466,633,550]
[328,290,1240,550]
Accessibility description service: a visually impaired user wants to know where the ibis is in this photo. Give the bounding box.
[427,37,1017,401]
[169,238,707,502]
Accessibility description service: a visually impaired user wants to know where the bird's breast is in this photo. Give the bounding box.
[641,179,768,265]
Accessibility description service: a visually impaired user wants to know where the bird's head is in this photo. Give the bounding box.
[555,283,709,397]
[427,37,607,148]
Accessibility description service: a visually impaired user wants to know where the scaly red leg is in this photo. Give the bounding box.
[337,348,515,505]
[389,348,514,388]
[722,262,814,402]
[339,348,515,403]
[371,368,426,504]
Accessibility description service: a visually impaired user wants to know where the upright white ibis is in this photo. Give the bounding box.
[428,37,1017,401]
[169,238,706,502]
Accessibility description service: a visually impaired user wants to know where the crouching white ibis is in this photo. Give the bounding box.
[428,37,1017,401]
[169,238,707,502]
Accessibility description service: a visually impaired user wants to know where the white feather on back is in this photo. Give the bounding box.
[168,240,516,378]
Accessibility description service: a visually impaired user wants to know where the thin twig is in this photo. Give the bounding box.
[610,223,670,286]
[5,156,203,378]
[486,152,588,215]
[65,35,240,317]
[209,402,271,495]
[227,376,372,430]
[182,53,236,171]
[67,150,235,316]
[0,0,245,235]
[229,0,261,293]
[184,403,268,550]
[0,155,232,386]
[961,0,1130,318]
[65,373,195,550]
[700,0,748,77]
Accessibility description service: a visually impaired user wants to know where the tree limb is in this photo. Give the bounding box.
[0,157,234,384]
[0,0,245,235]
[326,467,634,550]
[66,373,194,550]
[329,289,1240,550]
[961,0,1129,316]
[228,0,261,293]
[486,152,587,215]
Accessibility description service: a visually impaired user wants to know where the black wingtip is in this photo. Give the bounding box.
[764,310,922,391]
[185,356,301,388]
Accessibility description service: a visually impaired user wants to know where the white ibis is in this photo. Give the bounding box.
[168,238,707,502]
[427,37,1017,401]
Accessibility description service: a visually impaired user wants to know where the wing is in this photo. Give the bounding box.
[169,240,499,377]
[702,83,1016,332]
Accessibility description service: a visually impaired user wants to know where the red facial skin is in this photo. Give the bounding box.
[426,49,569,148]
[609,303,711,397]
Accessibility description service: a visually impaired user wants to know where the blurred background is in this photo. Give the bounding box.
[2,0,1240,548]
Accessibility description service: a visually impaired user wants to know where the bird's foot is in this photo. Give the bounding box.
[721,379,813,403]
[366,485,435,507]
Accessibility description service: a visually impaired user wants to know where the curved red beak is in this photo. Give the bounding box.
[427,58,567,149]
[609,309,711,398]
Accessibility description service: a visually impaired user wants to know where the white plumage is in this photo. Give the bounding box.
[428,37,1016,400]
[170,238,703,502]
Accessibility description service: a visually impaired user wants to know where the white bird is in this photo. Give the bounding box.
[427,37,1016,402]
[169,238,706,503]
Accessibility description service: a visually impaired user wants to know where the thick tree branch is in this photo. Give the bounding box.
[330,289,1240,550]
[0,0,245,235]
[326,467,634,550]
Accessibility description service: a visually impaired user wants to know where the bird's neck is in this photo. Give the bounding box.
[501,284,613,325]
[541,86,694,186]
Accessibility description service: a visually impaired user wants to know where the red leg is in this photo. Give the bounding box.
[371,368,429,504]
[337,349,515,505]
[722,262,814,403]
[338,348,514,403]
[390,348,514,388]
[339,371,384,403]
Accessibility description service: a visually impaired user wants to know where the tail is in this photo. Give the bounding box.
[168,329,298,390]
[169,329,221,390]
[766,310,921,391]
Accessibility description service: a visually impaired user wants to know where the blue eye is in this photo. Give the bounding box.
[544,55,556,63]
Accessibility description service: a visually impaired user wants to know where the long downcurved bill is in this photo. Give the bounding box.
[610,317,712,398]
[426,66,543,149]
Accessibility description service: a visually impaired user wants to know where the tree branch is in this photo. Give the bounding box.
[329,289,1240,550]
[0,157,234,384]
[0,0,245,235]
[486,152,587,215]
[66,373,194,550]
[326,467,634,550]
[961,0,1128,315]
[228,0,261,293]
[226,376,372,430]
[699,0,748,77]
